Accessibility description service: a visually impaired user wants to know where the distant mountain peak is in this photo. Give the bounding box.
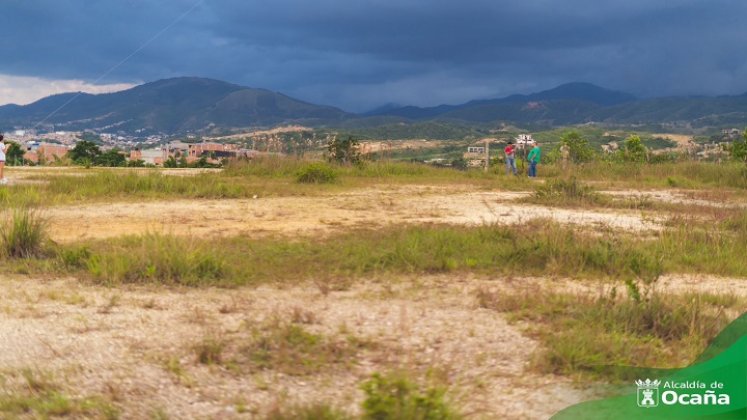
[363,102,404,116]
[528,82,636,106]
[365,82,638,121]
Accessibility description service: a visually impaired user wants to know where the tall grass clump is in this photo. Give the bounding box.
[0,186,43,208]
[326,221,662,282]
[45,171,246,200]
[722,210,747,234]
[0,207,48,258]
[573,161,747,189]
[354,161,430,178]
[58,221,669,286]
[478,288,733,379]
[654,217,747,277]
[84,234,228,286]
[223,156,310,178]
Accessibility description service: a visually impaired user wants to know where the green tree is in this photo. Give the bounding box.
[5,142,26,166]
[450,157,467,170]
[621,135,648,162]
[68,140,101,165]
[327,136,361,165]
[94,149,126,167]
[164,156,178,168]
[559,131,595,163]
[730,130,747,162]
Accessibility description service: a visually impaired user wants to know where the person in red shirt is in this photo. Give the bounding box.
[504,141,517,175]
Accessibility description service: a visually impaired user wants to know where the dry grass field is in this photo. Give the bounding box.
[0,161,745,419]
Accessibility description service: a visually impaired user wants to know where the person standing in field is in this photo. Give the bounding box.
[0,134,7,185]
[504,141,517,175]
[527,142,541,177]
[559,143,570,173]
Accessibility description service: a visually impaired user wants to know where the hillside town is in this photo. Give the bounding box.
[0,126,327,166]
[1,125,744,168]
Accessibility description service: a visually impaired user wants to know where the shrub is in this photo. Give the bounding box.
[558,131,596,163]
[0,207,48,258]
[621,135,648,162]
[296,163,338,184]
[531,177,606,206]
[361,372,459,420]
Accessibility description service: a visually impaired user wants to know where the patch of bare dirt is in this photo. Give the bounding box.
[0,275,589,419]
[470,274,747,300]
[605,189,747,209]
[44,186,660,243]
[359,139,445,154]
[651,133,694,148]
[1,272,743,418]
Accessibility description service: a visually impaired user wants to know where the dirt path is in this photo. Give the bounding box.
[44,186,660,243]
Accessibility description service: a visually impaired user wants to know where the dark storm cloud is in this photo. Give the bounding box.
[1,0,747,110]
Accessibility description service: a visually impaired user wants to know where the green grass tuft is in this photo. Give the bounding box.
[296,162,339,184]
[242,321,369,376]
[361,372,460,420]
[264,403,353,420]
[0,207,48,258]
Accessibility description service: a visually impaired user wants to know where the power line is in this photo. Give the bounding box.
[33,0,205,130]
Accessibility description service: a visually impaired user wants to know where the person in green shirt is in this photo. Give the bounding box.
[527,143,541,177]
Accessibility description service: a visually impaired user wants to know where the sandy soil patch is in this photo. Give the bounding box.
[472,274,747,300]
[651,133,694,148]
[359,139,445,154]
[2,273,740,418]
[43,186,660,243]
[0,275,589,419]
[604,189,747,209]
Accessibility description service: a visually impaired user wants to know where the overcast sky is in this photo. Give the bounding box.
[1,0,746,111]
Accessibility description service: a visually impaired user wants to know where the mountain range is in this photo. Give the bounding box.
[0,77,348,135]
[2,77,747,136]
